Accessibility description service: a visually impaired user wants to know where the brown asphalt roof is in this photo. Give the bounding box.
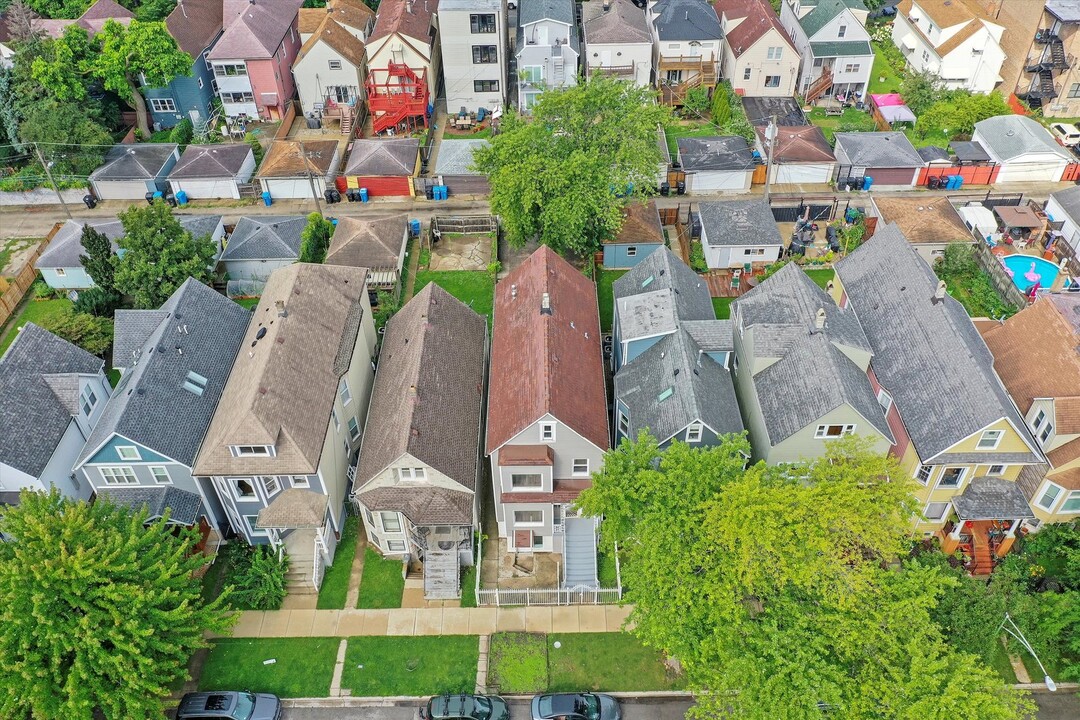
[299,8,325,34]
[301,0,374,34]
[369,0,438,44]
[754,124,834,163]
[358,485,474,525]
[325,215,408,269]
[295,15,367,68]
[713,0,794,56]
[607,200,664,245]
[257,140,340,178]
[486,246,609,453]
[33,0,133,38]
[871,195,969,245]
[166,0,223,57]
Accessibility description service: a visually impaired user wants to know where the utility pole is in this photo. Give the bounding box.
[763,115,778,204]
[297,139,323,215]
[34,143,72,220]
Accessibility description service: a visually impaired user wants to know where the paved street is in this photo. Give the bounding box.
[1034,691,1080,720]
[282,698,695,720]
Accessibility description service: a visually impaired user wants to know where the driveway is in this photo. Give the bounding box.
[283,698,695,720]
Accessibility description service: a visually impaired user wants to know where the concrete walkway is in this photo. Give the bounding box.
[224,604,634,639]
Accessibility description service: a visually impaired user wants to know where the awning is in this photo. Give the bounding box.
[879,104,916,124]
[951,141,991,163]
[994,205,1042,229]
[257,488,328,529]
[97,486,203,526]
[952,476,1036,521]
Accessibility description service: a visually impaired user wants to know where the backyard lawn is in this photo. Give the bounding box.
[341,636,478,695]
[234,296,260,309]
[806,107,877,144]
[0,290,73,357]
[664,120,716,158]
[356,546,404,609]
[317,516,359,609]
[596,268,627,333]
[712,297,734,320]
[868,42,903,95]
[804,268,834,289]
[413,270,494,320]
[199,638,339,698]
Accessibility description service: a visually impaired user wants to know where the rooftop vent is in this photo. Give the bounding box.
[815,307,826,330]
[540,292,552,315]
[933,279,947,304]
[275,299,287,317]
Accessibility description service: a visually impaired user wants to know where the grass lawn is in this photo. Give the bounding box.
[489,633,549,693]
[199,638,339,698]
[936,270,1014,318]
[664,121,716,157]
[413,270,494,320]
[869,42,903,95]
[807,107,877,144]
[234,296,260,309]
[548,633,683,692]
[199,551,233,605]
[904,127,950,149]
[597,547,619,588]
[341,636,478,696]
[0,291,73,357]
[596,268,627,333]
[356,546,404,609]
[713,297,734,319]
[460,563,477,608]
[317,516,359,609]
[989,641,1018,684]
[804,269,834,289]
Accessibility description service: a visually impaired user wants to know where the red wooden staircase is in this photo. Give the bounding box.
[969,530,995,576]
[366,63,430,136]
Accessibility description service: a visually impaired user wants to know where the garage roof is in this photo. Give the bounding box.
[170,144,253,179]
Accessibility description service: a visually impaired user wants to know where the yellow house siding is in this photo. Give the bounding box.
[931,417,1034,457]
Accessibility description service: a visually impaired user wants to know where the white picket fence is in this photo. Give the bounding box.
[476,586,623,607]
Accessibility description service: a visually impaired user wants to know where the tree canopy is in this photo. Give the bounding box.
[0,490,233,719]
[577,434,1035,720]
[473,74,672,256]
[299,212,333,263]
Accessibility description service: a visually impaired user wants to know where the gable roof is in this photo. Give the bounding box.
[487,246,608,453]
[97,485,204,525]
[77,279,249,468]
[220,215,306,261]
[583,0,651,44]
[166,0,223,56]
[193,264,371,476]
[699,198,784,248]
[209,0,304,60]
[755,124,834,163]
[871,195,969,245]
[835,223,1041,463]
[355,283,486,490]
[898,0,987,29]
[677,135,754,172]
[36,216,223,271]
[833,131,923,168]
[613,246,715,337]
[370,0,438,43]
[799,0,865,37]
[325,215,408,268]
[520,0,575,26]
[652,0,723,40]
[434,139,488,176]
[296,15,367,68]
[742,96,808,126]
[714,0,794,56]
[170,144,253,179]
[90,144,178,182]
[321,0,375,33]
[344,138,420,176]
[0,324,103,477]
[33,0,133,38]
[606,201,664,246]
[258,140,340,177]
[1049,185,1080,223]
[974,115,1073,162]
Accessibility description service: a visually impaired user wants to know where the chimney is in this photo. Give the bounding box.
[933,280,947,304]
[540,292,552,315]
[275,299,287,317]
[603,0,610,10]
[814,307,826,331]
[406,0,412,13]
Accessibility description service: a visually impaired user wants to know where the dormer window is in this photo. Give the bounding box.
[117,446,141,461]
[230,445,275,457]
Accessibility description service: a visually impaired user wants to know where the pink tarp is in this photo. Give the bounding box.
[870,93,916,124]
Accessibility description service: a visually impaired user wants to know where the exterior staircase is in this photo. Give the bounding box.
[804,67,833,104]
[367,62,429,135]
[562,517,599,589]
[969,531,995,576]
[423,547,460,600]
[283,528,319,595]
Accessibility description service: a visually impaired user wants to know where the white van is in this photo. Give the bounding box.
[1050,122,1080,147]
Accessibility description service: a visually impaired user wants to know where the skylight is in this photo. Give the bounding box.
[658,387,674,402]
[182,370,208,396]
[642,275,655,288]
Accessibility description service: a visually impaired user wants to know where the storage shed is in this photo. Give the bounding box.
[89,143,180,200]
[602,201,665,268]
[325,214,409,290]
[219,215,307,283]
[698,198,783,268]
[342,138,420,197]
[433,139,490,195]
[676,136,756,193]
[832,131,923,188]
[256,140,341,200]
[971,115,1074,184]
[167,144,256,200]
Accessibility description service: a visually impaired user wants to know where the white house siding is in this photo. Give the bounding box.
[222,258,299,284]
[91,179,157,200]
[586,42,653,87]
[723,34,798,97]
[261,149,339,199]
[891,11,1005,94]
[706,243,782,269]
[780,1,872,97]
[293,43,366,116]
[772,162,835,184]
[687,170,752,193]
[517,20,579,111]
[440,3,507,111]
[366,32,439,99]
[170,178,241,199]
[1045,195,1080,252]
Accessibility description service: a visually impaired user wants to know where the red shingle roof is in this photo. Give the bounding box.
[369,0,438,44]
[713,0,793,57]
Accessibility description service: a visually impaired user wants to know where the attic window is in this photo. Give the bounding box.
[658,387,674,402]
[642,275,655,288]
[183,370,208,396]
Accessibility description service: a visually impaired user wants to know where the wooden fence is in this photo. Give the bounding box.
[972,240,1028,312]
[0,224,61,327]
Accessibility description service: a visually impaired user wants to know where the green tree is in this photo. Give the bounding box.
[135,0,177,21]
[73,286,123,317]
[18,98,113,180]
[899,70,945,116]
[682,87,710,118]
[373,289,401,331]
[0,490,233,720]
[299,212,334,263]
[113,201,217,308]
[169,117,193,148]
[915,91,1011,139]
[244,132,265,165]
[473,74,672,255]
[37,307,114,354]
[21,0,92,18]
[79,224,117,292]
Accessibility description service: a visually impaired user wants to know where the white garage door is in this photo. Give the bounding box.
[92,180,149,200]
[171,179,239,200]
[263,178,317,199]
[690,171,750,193]
[998,162,1065,184]
[774,164,833,185]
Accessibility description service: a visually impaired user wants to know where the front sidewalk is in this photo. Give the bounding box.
[223,604,634,639]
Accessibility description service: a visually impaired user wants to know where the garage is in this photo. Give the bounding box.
[832,132,923,189]
[89,144,180,200]
[167,144,256,200]
[972,115,1072,185]
[433,139,491,196]
[755,125,835,186]
[343,138,420,198]
[677,136,755,194]
[256,139,341,200]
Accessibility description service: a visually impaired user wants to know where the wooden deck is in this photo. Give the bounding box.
[702,270,754,298]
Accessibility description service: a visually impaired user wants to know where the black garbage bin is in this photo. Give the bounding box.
[330,189,341,203]
[425,185,435,200]
[660,181,670,196]
[676,181,686,195]
[165,193,177,207]
[82,194,97,209]
[144,191,156,205]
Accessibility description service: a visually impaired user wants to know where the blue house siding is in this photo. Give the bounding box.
[86,435,173,465]
[144,53,217,130]
[603,243,663,269]
[623,335,667,366]
[40,266,94,290]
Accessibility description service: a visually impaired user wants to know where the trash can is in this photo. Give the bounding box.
[953,175,964,190]
[144,191,156,205]
[330,217,338,226]
[153,190,164,203]
[165,192,177,207]
[330,189,341,203]
[676,181,686,195]
[862,176,873,191]
[927,176,941,190]
[660,181,670,196]
[261,191,273,207]
[425,185,435,200]
[324,189,336,204]
[82,194,97,209]
[409,218,421,237]
[176,190,188,206]
[359,188,369,202]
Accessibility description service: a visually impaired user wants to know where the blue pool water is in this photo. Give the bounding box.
[1002,255,1061,294]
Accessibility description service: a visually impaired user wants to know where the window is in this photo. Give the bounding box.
[521,66,543,83]
[511,473,543,489]
[916,464,933,484]
[533,533,546,549]
[743,67,752,80]
[261,476,281,498]
[221,92,255,104]
[386,540,407,552]
[55,268,67,277]
[381,512,402,532]
[80,386,98,415]
[921,50,930,63]
[328,59,342,70]
[540,422,556,442]
[100,466,138,485]
[347,417,360,441]
[291,475,310,488]
[813,58,824,67]
[977,429,1004,449]
[765,75,781,88]
[744,247,766,256]
[230,445,273,457]
[624,246,638,258]
[339,378,352,406]
[686,424,703,443]
[150,98,176,113]
[987,464,1007,476]
[514,510,544,525]
[814,424,855,439]
[617,411,630,437]
[117,446,141,461]
[1070,83,1080,99]
[214,63,247,76]
[766,46,783,60]
[838,25,847,38]
[1039,422,1054,444]
[876,388,892,415]
[474,79,500,92]
[1062,490,1080,513]
[211,78,219,93]
[843,63,861,74]
[197,77,204,89]
[233,478,256,499]
[924,502,950,521]
[331,407,340,431]
[971,48,983,55]
[937,467,965,489]
[244,515,264,535]
[470,13,496,33]
[666,69,682,84]
[1037,483,1062,510]
[572,459,589,476]
[472,45,497,64]
[182,370,208,396]
[1032,409,1047,431]
[397,467,427,482]
[370,532,382,547]
[150,466,171,484]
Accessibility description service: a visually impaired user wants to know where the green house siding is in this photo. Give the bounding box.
[86,435,173,465]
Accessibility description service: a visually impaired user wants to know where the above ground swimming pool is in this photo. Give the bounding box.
[1002,254,1061,294]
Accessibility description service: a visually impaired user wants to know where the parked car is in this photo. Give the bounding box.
[424,693,511,720]
[176,691,281,720]
[1050,122,1080,147]
[531,693,621,720]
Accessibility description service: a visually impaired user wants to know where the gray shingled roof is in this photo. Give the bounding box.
[519,0,574,26]
[36,216,223,270]
[357,485,474,525]
[1047,0,1080,23]
[434,139,488,176]
[221,215,306,261]
[698,199,784,248]
[742,96,808,127]
[90,144,177,181]
[833,132,923,168]
[1049,185,1080,224]
[344,138,420,176]
[835,223,1042,463]
[97,486,203,525]
[77,279,250,468]
[169,144,253,179]
[113,310,169,370]
[583,0,651,44]
[678,136,754,172]
[0,323,103,477]
[615,329,742,444]
[651,0,723,41]
[974,115,1073,162]
[952,476,1036,521]
[682,319,733,352]
[613,246,714,339]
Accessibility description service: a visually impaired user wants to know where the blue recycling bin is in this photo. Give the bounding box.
[175,190,188,206]
[330,218,338,226]
[261,191,273,207]
[409,218,421,237]
[943,175,955,190]
[953,175,964,190]
[359,188,369,202]
[862,176,874,191]
[152,190,164,202]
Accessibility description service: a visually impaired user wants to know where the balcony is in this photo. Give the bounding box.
[590,63,636,79]
[1024,39,1073,73]
[1035,28,1060,44]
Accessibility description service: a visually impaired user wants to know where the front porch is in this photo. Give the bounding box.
[937,476,1035,575]
[257,489,339,596]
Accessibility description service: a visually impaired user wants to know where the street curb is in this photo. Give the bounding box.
[282,692,696,709]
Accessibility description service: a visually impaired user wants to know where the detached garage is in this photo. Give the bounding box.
[343,138,419,197]
[89,144,180,200]
[754,125,835,185]
[167,144,256,200]
[219,215,306,284]
[433,139,490,196]
[832,131,923,189]
[677,136,756,194]
[257,140,341,200]
[972,115,1073,184]
[699,199,783,269]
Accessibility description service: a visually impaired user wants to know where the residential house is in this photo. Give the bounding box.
[292,11,368,134]
[486,247,608,588]
[869,195,971,263]
[699,198,784,268]
[611,246,716,371]
[353,283,487,599]
[677,135,756,193]
[833,224,1044,571]
[602,200,666,268]
[33,0,132,38]
[75,279,249,541]
[517,0,580,111]
[730,261,893,465]
[193,263,379,593]
[1013,1,1080,114]
[325,214,409,292]
[754,124,835,184]
[207,0,304,121]
[365,0,440,134]
[342,137,420,197]
[433,139,491,195]
[142,0,224,130]
[299,0,374,43]
[35,216,225,292]
[582,0,653,87]
[981,294,1080,528]
[439,0,508,112]
[713,0,799,97]
[648,0,722,105]
[218,215,307,284]
[257,139,341,199]
[167,143,257,200]
[892,0,1005,94]
[0,323,108,502]
[89,144,180,201]
[832,131,923,187]
[779,0,873,102]
[1045,184,1080,254]
[971,114,1074,183]
[0,15,15,69]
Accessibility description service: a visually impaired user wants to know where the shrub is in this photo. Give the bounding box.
[689,241,707,273]
[299,213,333,264]
[229,545,289,611]
[373,289,401,331]
[244,132,265,166]
[73,287,122,317]
[682,87,710,118]
[37,308,113,355]
[169,118,193,148]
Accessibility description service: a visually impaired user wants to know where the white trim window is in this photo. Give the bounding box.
[149,466,171,485]
[1031,409,1047,432]
[386,540,407,552]
[876,388,892,415]
[626,246,637,257]
[1061,490,1080,513]
[100,466,138,485]
[244,515,265,535]
[1039,422,1054,445]
[924,502,950,522]
[1036,482,1062,511]
[80,386,98,415]
[915,464,933,484]
[230,445,274,457]
[540,422,556,442]
[55,268,67,277]
[291,475,310,488]
[514,510,544,526]
[331,407,340,431]
[347,417,360,441]
[328,59,342,70]
[232,478,257,500]
[617,411,630,437]
[397,467,426,482]
[936,467,966,489]
[977,429,1004,450]
[380,512,402,533]
[510,473,542,489]
[339,378,352,406]
[116,446,141,461]
[986,464,1007,476]
[572,459,589,476]
[686,423,703,443]
[261,476,281,498]
[149,98,177,113]
[814,424,855,439]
